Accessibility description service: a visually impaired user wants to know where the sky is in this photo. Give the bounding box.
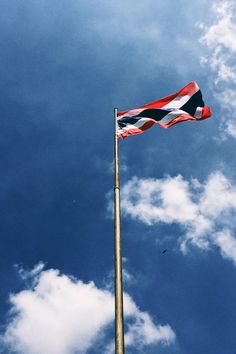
[0,0,236,353]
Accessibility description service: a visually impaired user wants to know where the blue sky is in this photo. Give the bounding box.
[0,0,236,353]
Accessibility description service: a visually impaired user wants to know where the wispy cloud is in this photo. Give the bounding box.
[0,264,175,354]
[200,1,236,83]
[199,1,236,139]
[119,171,236,265]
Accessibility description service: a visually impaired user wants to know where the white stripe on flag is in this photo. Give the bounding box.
[162,86,199,110]
[194,107,203,118]
[159,110,189,125]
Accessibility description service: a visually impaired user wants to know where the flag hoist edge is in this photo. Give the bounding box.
[117,81,211,138]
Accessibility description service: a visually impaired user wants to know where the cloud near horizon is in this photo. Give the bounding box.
[120,171,236,265]
[0,265,175,354]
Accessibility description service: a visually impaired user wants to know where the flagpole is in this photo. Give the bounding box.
[114,107,125,354]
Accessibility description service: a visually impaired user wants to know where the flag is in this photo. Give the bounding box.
[117,81,211,138]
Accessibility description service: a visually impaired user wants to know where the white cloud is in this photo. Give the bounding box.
[1,265,175,354]
[120,171,236,264]
[225,121,236,139]
[199,1,236,138]
[215,230,236,265]
[124,293,175,349]
[16,262,45,281]
[201,2,236,52]
[200,1,236,83]
[121,175,198,225]
[214,88,236,139]
[125,304,174,347]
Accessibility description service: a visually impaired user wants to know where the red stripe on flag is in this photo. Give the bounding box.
[158,110,211,129]
[199,106,212,120]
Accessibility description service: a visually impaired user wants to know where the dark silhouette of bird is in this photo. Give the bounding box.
[161,249,167,254]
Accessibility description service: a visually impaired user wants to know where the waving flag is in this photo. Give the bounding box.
[117,82,211,138]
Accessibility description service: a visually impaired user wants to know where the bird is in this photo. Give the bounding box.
[161,249,167,254]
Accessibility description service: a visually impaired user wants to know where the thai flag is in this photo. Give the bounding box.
[117,82,211,138]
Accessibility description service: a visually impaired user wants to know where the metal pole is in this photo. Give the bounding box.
[114,108,125,354]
